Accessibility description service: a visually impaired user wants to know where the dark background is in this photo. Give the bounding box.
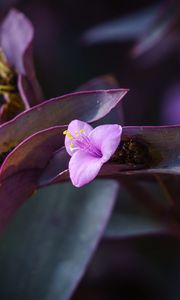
[1,1,180,299]
[3,0,179,126]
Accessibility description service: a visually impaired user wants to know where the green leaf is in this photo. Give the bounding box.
[0,180,118,300]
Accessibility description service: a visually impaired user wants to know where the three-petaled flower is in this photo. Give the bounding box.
[64,119,122,187]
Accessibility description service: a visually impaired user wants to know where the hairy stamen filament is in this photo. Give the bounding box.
[64,129,102,157]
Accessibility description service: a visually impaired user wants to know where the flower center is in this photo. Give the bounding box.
[63,129,102,157]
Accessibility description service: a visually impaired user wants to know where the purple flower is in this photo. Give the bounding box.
[64,119,122,187]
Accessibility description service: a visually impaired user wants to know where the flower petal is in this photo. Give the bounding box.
[65,119,93,156]
[89,124,122,162]
[69,150,103,187]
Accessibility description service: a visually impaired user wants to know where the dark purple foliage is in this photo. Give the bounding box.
[0,3,180,300]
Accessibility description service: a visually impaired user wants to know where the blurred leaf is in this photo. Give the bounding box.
[133,0,180,58]
[161,83,180,125]
[0,9,43,106]
[0,180,118,300]
[106,212,166,238]
[105,182,169,238]
[82,5,158,44]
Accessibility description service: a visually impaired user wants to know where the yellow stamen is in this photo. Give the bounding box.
[63,128,86,142]
[75,131,79,137]
[79,129,85,133]
[63,130,73,140]
[70,142,74,151]
[0,84,16,94]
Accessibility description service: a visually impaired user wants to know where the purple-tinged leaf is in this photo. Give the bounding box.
[0,126,67,231]
[82,5,158,45]
[96,125,180,177]
[150,174,180,214]
[105,178,177,239]
[105,199,168,238]
[161,82,180,125]
[0,181,118,300]
[17,74,43,109]
[82,1,180,64]
[0,9,43,106]
[0,170,38,231]
[0,89,128,153]
[77,75,124,125]
[0,88,127,231]
[121,125,180,175]
[132,0,180,59]
[132,28,178,66]
[38,147,144,187]
[39,147,69,186]
[39,125,180,187]
[0,126,66,181]
[77,74,119,91]
[105,211,167,238]
[40,151,176,237]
